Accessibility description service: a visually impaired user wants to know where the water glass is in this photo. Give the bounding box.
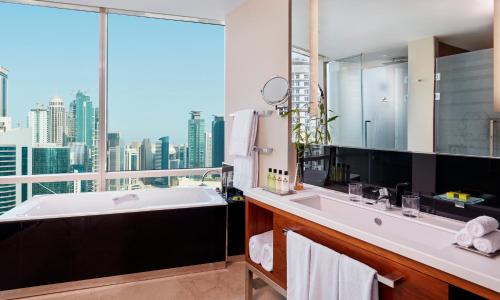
[348,183,363,202]
[402,193,420,218]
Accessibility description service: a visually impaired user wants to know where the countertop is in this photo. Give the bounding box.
[244,184,500,293]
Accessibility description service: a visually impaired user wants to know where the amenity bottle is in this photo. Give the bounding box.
[267,168,273,189]
[282,171,290,193]
[277,170,283,193]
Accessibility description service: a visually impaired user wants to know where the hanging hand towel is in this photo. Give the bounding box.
[339,255,378,300]
[287,231,312,300]
[308,241,340,300]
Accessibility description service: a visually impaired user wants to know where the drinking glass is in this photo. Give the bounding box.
[402,193,420,218]
[348,183,363,202]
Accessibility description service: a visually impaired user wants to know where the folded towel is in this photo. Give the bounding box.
[229,109,256,156]
[339,255,378,300]
[261,243,273,272]
[308,241,341,300]
[472,231,500,254]
[287,231,312,300]
[465,216,499,237]
[455,228,474,247]
[233,152,258,190]
[249,231,273,264]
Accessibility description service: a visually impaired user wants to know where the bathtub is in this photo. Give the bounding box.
[0,186,226,221]
[0,187,227,292]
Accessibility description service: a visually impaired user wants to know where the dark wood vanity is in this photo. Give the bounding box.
[245,196,500,300]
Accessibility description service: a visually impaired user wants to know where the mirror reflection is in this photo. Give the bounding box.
[292,0,496,157]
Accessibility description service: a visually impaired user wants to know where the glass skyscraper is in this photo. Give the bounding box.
[74,91,94,147]
[211,115,224,167]
[187,111,205,168]
[0,66,7,117]
[32,147,71,196]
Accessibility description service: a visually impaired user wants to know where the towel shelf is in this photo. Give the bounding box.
[229,110,273,117]
[281,228,404,289]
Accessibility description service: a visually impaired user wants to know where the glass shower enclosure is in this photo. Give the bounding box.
[435,48,500,157]
[327,54,408,151]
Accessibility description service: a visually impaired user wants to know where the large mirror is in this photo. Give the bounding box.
[292,0,497,157]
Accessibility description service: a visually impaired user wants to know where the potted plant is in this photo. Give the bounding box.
[283,100,338,190]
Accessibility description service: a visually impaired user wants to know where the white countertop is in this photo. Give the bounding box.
[244,184,500,293]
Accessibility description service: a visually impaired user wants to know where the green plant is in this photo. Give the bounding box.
[282,101,338,161]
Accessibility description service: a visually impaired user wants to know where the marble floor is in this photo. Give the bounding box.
[24,261,285,300]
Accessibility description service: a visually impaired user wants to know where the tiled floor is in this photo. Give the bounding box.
[25,261,285,300]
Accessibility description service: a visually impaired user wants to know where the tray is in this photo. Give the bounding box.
[452,243,500,258]
[261,186,296,196]
[434,194,484,208]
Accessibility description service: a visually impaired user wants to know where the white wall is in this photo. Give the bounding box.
[408,37,436,153]
[225,0,291,186]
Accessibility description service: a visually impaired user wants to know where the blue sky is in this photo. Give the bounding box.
[0,2,224,145]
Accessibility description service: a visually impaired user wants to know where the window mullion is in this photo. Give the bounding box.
[98,8,108,191]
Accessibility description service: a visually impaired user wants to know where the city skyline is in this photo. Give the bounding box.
[0,1,224,145]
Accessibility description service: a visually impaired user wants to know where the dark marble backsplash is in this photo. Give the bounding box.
[303,146,500,223]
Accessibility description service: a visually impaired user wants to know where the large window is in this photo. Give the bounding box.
[0,1,224,213]
[106,14,224,191]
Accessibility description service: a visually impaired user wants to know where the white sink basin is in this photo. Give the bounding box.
[291,194,463,252]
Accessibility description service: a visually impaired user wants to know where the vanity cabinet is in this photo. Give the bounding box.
[245,197,499,300]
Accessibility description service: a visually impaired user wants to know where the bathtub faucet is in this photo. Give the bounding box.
[199,169,222,186]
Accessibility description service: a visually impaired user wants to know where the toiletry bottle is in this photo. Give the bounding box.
[277,170,283,193]
[267,168,273,189]
[283,171,290,193]
[272,169,277,191]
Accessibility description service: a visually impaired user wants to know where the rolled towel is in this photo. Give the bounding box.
[465,216,499,237]
[455,228,473,247]
[249,231,273,264]
[261,243,273,272]
[472,231,500,254]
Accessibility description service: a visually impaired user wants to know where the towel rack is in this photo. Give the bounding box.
[229,110,273,117]
[281,228,404,288]
[253,146,273,154]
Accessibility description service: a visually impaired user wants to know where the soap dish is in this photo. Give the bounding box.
[261,187,296,196]
[452,243,500,258]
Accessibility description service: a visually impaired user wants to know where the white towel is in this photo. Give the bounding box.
[308,241,340,300]
[287,231,312,300]
[229,109,256,156]
[455,228,474,247]
[465,216,499,237]
[249,231,273,264]
[230,110,258,190]
[339,255,378,300]
[472,231,500,254]
[233,152,258,190]
[261,243,273,272]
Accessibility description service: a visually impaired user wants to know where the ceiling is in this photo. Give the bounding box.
[293,0,494,60]
[56,0,247,21]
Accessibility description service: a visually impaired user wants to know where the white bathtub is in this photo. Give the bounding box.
[0,186,226,221]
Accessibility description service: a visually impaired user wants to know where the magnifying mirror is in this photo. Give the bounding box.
[261,76,290,106]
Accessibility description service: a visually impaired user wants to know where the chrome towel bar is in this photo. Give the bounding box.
[281,228,404,288]
[229,110,273,117]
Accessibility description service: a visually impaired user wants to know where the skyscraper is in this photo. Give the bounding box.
[140,138,154,170]
[0,118,32,213]
[106,132,122,191]
[48,96,65,146]
[174,144,189,169]
[125,145,139,171]
[32,146,72,196]
[188,111,205,168]
[65,100,76,145]
[28,104,48,146]
[74,91,94,147]
[0,66,8,117]
[211,115,224,167]
[205,132,212,167]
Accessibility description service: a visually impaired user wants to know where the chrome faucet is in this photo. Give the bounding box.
[199,169,222,186]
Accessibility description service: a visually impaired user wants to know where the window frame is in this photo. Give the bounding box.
[0,0,224,191]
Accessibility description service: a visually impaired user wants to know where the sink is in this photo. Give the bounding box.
[291,194,462,252]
